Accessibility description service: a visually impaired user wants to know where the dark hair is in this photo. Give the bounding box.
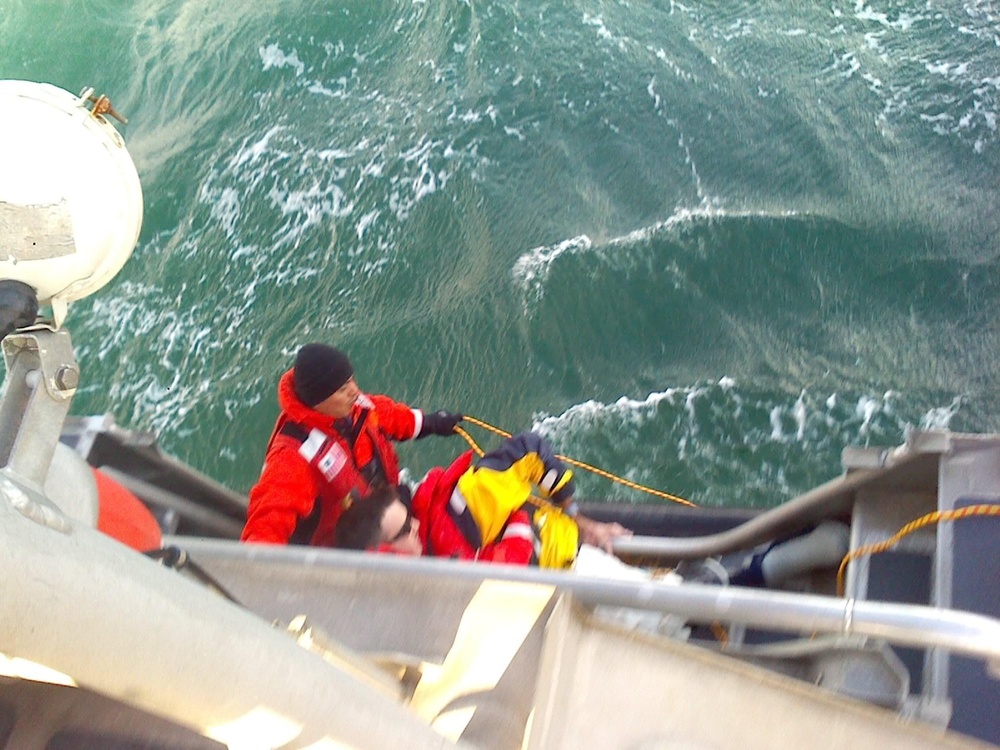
[334,485,399,550]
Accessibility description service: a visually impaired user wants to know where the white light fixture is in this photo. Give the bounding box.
[0,80,143,327]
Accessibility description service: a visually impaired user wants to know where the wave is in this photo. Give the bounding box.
[514,210,1000,397]
[530,378,968,507]
[511,206,801,307]
[6,0,996,503]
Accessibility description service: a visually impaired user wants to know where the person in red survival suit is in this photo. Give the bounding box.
[334,432,631,565]
[333,480,534,564]
[241,343,463,546]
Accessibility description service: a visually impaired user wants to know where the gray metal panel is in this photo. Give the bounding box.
[865,550,932,693]
[194,553,489,661]
[527,598,990,750]
[932,438,1000,717]
[949,498,1000,746]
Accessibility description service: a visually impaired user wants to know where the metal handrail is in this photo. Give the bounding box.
[170,537,1000,669]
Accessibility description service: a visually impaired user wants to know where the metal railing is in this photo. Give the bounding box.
[171,537,1000,671]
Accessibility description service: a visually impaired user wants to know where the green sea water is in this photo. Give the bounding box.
[2,0,999,508]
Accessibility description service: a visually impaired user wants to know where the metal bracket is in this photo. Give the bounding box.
[0,328,78,489]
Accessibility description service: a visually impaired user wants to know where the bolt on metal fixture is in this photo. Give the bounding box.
[54,366,79,391]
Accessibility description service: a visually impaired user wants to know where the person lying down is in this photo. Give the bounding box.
[334,430,850,642]
[333,431,630,567]
[334,432,689,638]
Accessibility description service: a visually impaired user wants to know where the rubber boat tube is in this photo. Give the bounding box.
[610,450,927,560]
[101,466,244,538]
[1,497,467,750]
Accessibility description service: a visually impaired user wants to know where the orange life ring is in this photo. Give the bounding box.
[93,467,162,552]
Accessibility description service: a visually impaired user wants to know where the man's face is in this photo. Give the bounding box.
[314,376,361,419]
[381,499,422,556]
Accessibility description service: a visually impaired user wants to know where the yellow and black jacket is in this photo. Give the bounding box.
[413,432,580,567]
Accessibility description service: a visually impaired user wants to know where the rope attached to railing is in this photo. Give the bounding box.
[837,503,1000,596]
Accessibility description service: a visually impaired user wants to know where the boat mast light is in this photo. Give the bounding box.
[0,80,143,328]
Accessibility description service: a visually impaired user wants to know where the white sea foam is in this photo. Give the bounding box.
[532,388,681,435]
[230,126,286,170]
[315,147,354,161]
[852,2,916,30]
[356,210,379,239]
[650,47,694,82]
[306,82,344,99]
[920,397,963,429]
[722,18,753,42]
[769,406,784,440]
[926,61,970,78]
[647,76,661,110]
[793,391,808,440]
[855,395,880,435]
[412,164,435,200]
[827,51,861,79]
[76,272,270,442]
[582,13,615,43]
[259,44,305,76]
[209,187,241,238]
[861,73,882,91]
[268,182,354,248]
[511,235,593,304]
[527,381,967,471]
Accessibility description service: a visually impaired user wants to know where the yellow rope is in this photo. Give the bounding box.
[453,425,485,458]
[710,621,730,646]
[457,415,697,508]
[836,504,1000,596]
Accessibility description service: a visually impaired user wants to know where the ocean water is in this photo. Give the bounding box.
[2,0,998,509]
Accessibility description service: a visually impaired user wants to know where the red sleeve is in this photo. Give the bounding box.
[477,509,534,565]
[412,465,443,552]
[241,444,318,544]
[369,394,420,441]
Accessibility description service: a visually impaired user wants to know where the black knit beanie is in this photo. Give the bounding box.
[293,344,354,407]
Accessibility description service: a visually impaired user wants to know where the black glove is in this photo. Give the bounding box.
[418,410,463,438]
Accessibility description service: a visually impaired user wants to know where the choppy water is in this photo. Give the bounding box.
[3,1,999,508]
